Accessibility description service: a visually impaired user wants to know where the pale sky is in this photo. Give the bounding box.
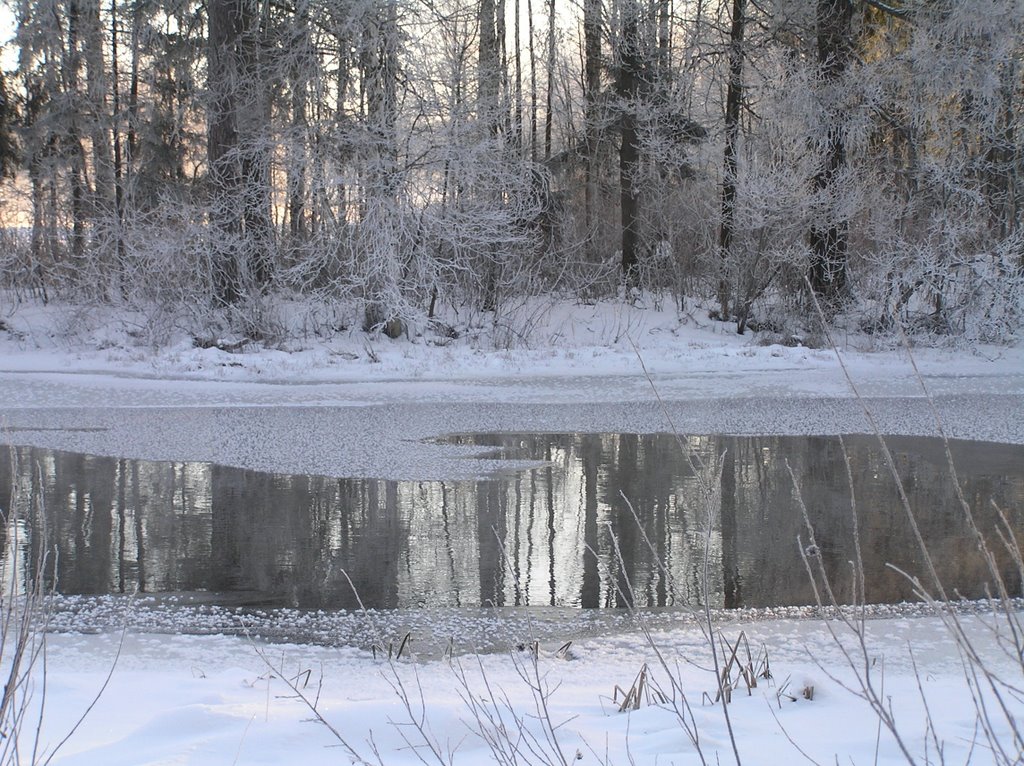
[0,6,14,71]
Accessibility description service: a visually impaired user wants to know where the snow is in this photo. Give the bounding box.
[1,297,1021,400]
[1,297,1023,764]
[1,298,1022,478]
[30,613,1024,765]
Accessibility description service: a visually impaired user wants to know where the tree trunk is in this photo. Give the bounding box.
[110,0,127,296]
[478,0,502,309]
[478,0,500,132]
[718,0,745,324]
[809,0,853,308]
[207,0,243,304]
[657,0,670,80]
[83,0,113,221]
[617,5,644,288]
[237,0,273,289]
[513,0,523,149]
[64,0,87,262]
[0,73,15,179]
[527,0,538,161]
[497,0,511,138]
[583,0,601,257]
[361,0,403,335]
[543,0,556,161]
[126,0,139,190]
[207,0,273,305]
[286,0,311,242]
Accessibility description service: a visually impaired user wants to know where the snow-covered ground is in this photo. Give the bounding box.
[1,298,1022,478]
[27,612,1024,765]
[1,297,1023,764]
[1,297,1022,398]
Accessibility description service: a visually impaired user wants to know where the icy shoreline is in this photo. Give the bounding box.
[30,604,1024,766]
[3,299,1024,481]
[43,592,1024,658]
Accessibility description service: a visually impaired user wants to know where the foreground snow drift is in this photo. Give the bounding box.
[17,612,1022,766]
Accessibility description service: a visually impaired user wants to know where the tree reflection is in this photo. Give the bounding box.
[1,434,1022,610]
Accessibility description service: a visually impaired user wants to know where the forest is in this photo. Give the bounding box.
[0,0,1021,345]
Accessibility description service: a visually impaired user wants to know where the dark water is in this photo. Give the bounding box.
[1,434,1022,611]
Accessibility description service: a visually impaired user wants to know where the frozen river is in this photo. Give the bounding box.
[1,364,1022,647]
[1,366,1022,479]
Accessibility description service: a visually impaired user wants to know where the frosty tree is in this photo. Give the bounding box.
[0,0,1018,343]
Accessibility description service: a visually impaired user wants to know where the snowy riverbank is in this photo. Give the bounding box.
[28,609,1024,766]
[1,298,1023,764]
[2,298,1023,479]
[1,297,1022,396]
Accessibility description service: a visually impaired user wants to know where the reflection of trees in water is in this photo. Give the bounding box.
[716,435,1024,607]
[590,433,713,609]
[1,435,1022,610]
[48,452,116,594]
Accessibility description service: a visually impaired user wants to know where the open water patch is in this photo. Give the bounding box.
[1,434,1021,621]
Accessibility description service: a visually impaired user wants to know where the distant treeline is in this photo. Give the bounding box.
[0,0,1021,343]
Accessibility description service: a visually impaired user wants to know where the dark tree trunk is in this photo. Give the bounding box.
[237,0,273,289]
[478,0,500,132]
[361,0,403,335]
[64,0,87,262]
[126,0,139,182]
[657,0,670,80]
[809,0,853,308]
[527,0,538,161]
[583,0,601,253]
[478,0,503,310]
[83,0,113,223]
[497,0,510,138]
[0,73,16,179]
[617,7,643,288]
[718,0,745,323]
[207,0,243,305]
[543,0,556,161]
[207,0,272,304]
[513,0,522,148]
[110,0,127,295]
[287,0,312,241]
